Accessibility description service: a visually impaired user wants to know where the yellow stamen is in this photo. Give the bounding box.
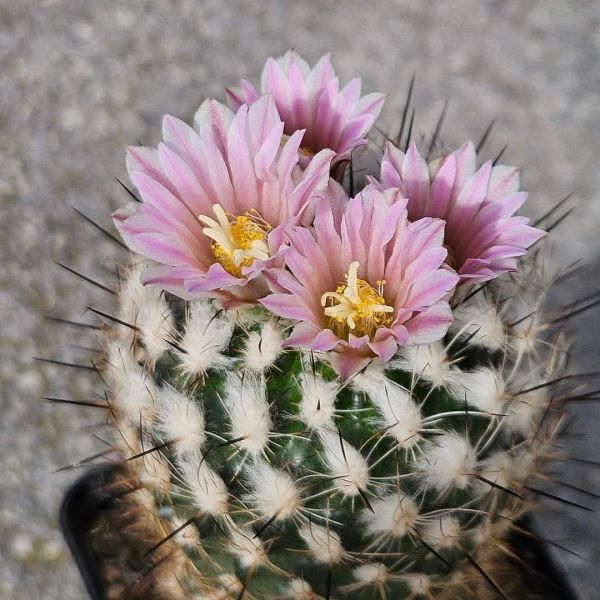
[199,204,271,278]
[321,261,394,339]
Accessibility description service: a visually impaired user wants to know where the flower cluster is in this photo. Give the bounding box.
[114,50,544,377]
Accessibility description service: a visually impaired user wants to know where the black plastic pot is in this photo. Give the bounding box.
[61,467,580,600]
[61,467,124,600]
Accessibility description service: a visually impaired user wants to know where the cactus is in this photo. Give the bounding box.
[52,51,585,599]
[98,250,566,599]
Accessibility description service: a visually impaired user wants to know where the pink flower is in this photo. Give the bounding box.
[261,184,459,378]
[113,96,334,307]
[378,141,546,284]
[226,50,385,166]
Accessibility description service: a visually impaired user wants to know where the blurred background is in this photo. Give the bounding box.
[1,1,599,598]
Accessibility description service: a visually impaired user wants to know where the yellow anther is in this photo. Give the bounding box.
[321,262,394,339]
[199,204,271,278]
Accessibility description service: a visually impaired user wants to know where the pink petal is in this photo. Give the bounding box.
[193,99,233,155]
[227,105,257,211]
[405,302,454,345]
[427,154,457,219]
[487,165,520,202]
[126,146,178,197]
[329,347,373,380]
[401,142,430,213]
[289,148,334,217]
[283,321,323,349]
[260,294,316,323]
[368,334,398,363]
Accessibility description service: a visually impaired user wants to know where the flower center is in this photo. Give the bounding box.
[321,261,394,339]
[280,134,315,157]
[198,204,271,278]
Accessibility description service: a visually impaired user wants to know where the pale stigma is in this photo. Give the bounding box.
[199,204,271,278]
[321,262,394,339]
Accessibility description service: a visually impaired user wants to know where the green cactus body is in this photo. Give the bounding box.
[98,253,562,600]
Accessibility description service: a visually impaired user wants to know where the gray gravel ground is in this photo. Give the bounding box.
[1,1,599,598]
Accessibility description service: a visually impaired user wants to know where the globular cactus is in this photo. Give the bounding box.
[100,254,565,600]
[54,51,585,599]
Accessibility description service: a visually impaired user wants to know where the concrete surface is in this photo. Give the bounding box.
[0,1,598,598]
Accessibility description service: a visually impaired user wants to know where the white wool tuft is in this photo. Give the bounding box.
[129,487,156,514]
[108,343,156,426]
[353,370,421,448]
[224,374,271,456]
[450,367,506,414]
[361,492,419,539]
[477,451,520,494]
[284,578,314,599]
[319,429,369,496]
[298,372,338,431]
[419,432,476,492]
[505,389,545,436]
[472,517,513,546]
[450,298,506,351]
[117,422,143,454]
[510,311,543,356]
[406,573,431,596]
[119,262,175,364]
[198,574,242,600]
[421,514,461,548]
[155,385,205,458]
[217,573,243,596]
[139,449,171,495]
[179,453,228,517]
[245,461,300,520]
[503,448,538,482]
[227,524,267,568]
[352,562,388,585]
[242,320,285,372]
[299,523,344,564]
[170,514,200,548]
[392,342,459,388]
[178,300,233,375]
